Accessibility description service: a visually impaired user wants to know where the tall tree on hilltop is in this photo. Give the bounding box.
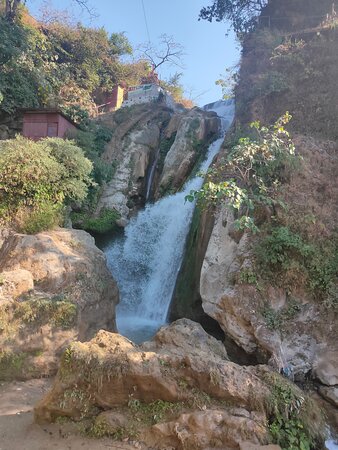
[200,0,336,34]
[199,0,268,34]
[139,34,185,73]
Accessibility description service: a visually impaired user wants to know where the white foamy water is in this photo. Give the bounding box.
[103,100,234,343]
[326,440,338,449]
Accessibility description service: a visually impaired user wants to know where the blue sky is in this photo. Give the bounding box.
[28,0,240,106]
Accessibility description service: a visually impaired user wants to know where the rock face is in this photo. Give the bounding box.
[34,320,269,446]
[95,104,219,225]
[144,409,268,450]
[34,319,323,448]
[200,203,338,377]
[156,108,219,196]
[193,135,338,385]
[97,105,168,222]
[0,228,118,380]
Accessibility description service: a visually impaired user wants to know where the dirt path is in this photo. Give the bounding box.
[0,379,145,450]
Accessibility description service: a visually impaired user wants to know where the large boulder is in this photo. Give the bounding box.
[0,228,118,380]
[34,319,324,449]
[143,409,268,450]
[200,203,338,380]
[157,108,219,196]
[198,134,338,379]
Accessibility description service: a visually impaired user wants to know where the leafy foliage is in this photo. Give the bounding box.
[71,208,120,234]
[0,16,54,113]
[199,0,268,35]
[186,113,297,233]
[256,226,313,270]
[0,10,149,116]
[68,124,113,185]
[265,374,325,450]
[256,225,338,303]
[0,136,93,232]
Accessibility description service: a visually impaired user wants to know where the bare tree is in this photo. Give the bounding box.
[139,34,185,73]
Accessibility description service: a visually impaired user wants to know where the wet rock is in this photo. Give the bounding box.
[157,109,219,195]
[97,105,171,221]
[200,201,338,377]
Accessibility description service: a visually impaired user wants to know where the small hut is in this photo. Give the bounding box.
[22,109,78,140]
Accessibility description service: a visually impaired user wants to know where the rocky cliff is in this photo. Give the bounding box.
[95,103,219,225]
[173,1,338,433]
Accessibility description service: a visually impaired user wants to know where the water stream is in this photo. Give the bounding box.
[102,100,234,343]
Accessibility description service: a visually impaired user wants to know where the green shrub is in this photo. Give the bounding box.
[186,113,298,232]
[256,71,289,96]
[265,374,325,450]
[16,202,63,234]
[72,208,120,234]
[255,226,337,303]
[157,132,176,172]
[0,136,93,232]
[69,124,114,187]
[256,226,313,270]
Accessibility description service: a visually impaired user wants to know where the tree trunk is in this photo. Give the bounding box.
[5,0,21,22]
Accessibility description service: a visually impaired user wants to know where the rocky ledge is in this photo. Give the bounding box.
[0,228,118,380]
[35,319,324,450]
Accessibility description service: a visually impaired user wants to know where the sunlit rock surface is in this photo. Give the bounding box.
[0,228,118,380]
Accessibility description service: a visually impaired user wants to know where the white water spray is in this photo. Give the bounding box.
[104,100,234,343]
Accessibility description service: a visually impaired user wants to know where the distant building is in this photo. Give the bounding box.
[22,109,78,140]
[122,83,165,107]
[97,85,125,113]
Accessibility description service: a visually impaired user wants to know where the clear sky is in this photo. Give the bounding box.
[28,0,240,106]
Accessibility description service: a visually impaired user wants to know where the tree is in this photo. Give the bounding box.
[4,0,93,22]
[199,0,268,35]
[139,34,185,73]
[0,136,93,232]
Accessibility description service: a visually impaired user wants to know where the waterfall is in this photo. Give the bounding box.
[103,100,234,343]
[145,148,159,201]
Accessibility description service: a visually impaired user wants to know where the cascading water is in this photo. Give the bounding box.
[103,100,234,343]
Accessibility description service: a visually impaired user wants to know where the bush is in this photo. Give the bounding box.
[255,225,338,303]
[16,202,63,234]
[265,373,325,450]
[256,226,313,270]
[69,124,114,186]
[186,113,298,232]
[71,208,120,234]
[0,136,93,232]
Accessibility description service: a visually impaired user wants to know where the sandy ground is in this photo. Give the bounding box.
[0,379,145,450]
